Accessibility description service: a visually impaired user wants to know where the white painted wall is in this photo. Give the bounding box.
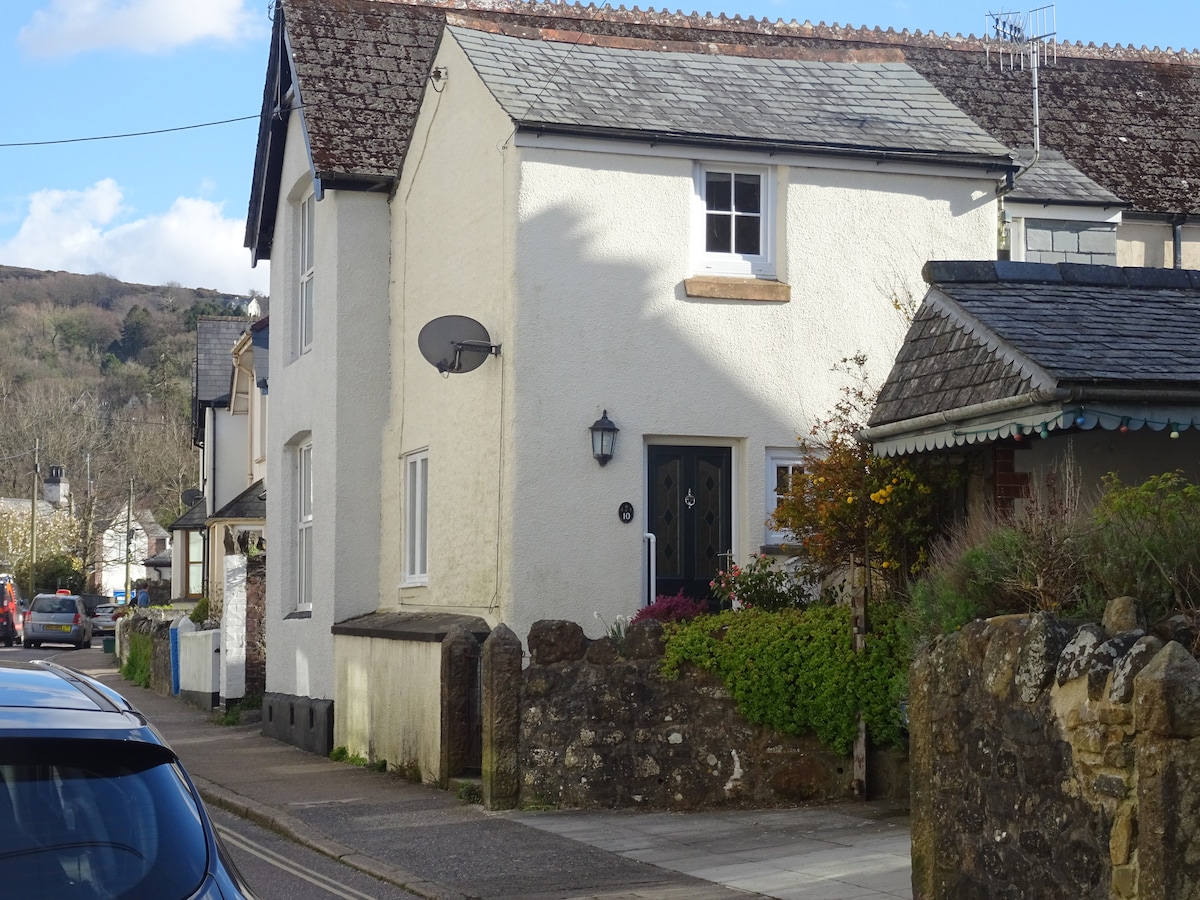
[264,110,392,703]
[381,31,1000,648]
[1118,221,1200,269]
[334,635,442,776]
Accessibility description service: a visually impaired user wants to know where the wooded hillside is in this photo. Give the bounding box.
[0,264,258,573]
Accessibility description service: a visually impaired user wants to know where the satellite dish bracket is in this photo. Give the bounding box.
[440,339,502,374]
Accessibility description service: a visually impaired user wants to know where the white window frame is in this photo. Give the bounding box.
[298,191,315,355]
[765,448,804,545]
[403,449,429,586]
[296,441,313,611]
[693,163,776,278]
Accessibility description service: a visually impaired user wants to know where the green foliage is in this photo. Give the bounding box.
[121,632,152,688]
[771,357,961,595]
[183,299,249,331]
[214,694,262,726]
[328,745,369,767]
[15,552,85,595]
[456,782,483,803]
[661,606,909,755]
[709,553,809,611]
[904,467,1200,649]
[1084,471,1200,621]
[189,596,211,625]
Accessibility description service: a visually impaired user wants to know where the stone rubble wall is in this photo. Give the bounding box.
[483,618,908,811]
[910,597,1200,900]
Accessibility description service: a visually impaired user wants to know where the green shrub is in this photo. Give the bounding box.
[121,632,152,688]
[1082,472,1200,621]
[709,554,810,611]
[661,606,908,755]
[189,596,210,625]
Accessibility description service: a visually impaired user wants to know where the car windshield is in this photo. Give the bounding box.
[0,739,208,899]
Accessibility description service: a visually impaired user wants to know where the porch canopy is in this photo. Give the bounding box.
[862,261,1200,457]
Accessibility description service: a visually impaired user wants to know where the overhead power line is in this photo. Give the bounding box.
[0,114,262,148]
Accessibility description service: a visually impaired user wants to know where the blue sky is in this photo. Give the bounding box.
[1,1,1196,295]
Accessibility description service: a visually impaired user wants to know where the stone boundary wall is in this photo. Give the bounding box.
[483,619,907,811]
[910,597,1200,899]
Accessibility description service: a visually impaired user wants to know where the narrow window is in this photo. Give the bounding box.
[299,192,315,354]
[186,531,204,598]
[765,450,804,546]
[404,450,429,584]
[297,442,313,610]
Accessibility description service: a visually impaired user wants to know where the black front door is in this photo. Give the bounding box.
[647,445,733,603]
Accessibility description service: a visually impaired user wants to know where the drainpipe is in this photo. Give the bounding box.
[1174,221,1183,269]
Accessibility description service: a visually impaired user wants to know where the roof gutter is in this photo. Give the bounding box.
[860,388,1068,443]
[862,384,1200,445]
[515,122,1017,173]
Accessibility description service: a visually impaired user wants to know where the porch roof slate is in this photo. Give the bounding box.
[866,261,1200,439]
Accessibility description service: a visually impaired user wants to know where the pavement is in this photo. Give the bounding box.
[66,647,913,900]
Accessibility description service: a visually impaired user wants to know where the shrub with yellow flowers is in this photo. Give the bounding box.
[771,357,962,597]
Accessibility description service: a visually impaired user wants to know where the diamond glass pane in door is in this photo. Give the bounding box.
[652,456,681,577]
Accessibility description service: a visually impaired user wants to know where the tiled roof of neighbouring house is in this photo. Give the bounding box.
[867,261,1200,432]
[246,0,1200,262]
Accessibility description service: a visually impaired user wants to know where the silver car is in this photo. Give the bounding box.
[22,594,93,650]
[91,603,118,635]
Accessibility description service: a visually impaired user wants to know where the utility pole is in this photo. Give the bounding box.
[124,479,133,606]
[28,439,38,602]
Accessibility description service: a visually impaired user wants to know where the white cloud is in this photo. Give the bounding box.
[0,180,269,296]
[19,0,265,57]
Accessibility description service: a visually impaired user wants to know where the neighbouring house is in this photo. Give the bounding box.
[93,508,169,600]
[862,260,1200,513]
[246,0,1200,778]
[247,0,1017,768]
[169,314,268,707]
[170,316,255,603]
[0,466,76,584]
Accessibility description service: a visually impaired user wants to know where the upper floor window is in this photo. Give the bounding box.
[404,450,429,586]
[695,164,775,278]
[299,192,315,354]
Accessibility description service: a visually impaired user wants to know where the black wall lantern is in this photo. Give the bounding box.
[590,410,619,466]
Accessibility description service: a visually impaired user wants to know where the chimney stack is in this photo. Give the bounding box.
[43,466,70,510]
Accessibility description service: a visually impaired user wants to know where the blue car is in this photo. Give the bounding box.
[0,659,259,898]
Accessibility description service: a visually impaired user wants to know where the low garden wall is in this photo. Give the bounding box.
[482,619,908,811]
[910,597,1200,899]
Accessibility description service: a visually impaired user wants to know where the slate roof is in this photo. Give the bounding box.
[1006,149,1126,208]
[246,0,1200,262]
[169,500,208,531]
[864,261,1200,454]
[195,317,250,406]
[449,25,1010,161]
[210,480,267,522]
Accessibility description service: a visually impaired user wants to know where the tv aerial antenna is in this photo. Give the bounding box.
[985,5,1057,155]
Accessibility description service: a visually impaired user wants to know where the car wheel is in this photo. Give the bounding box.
[22,639,31,649]
[3,637,11,648]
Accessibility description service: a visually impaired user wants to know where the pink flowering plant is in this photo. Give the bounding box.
[710,554,809,612]
[631,590,708,625]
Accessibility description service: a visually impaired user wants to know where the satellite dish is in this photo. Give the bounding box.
[181,488,204,507]
[418,315,501,375]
